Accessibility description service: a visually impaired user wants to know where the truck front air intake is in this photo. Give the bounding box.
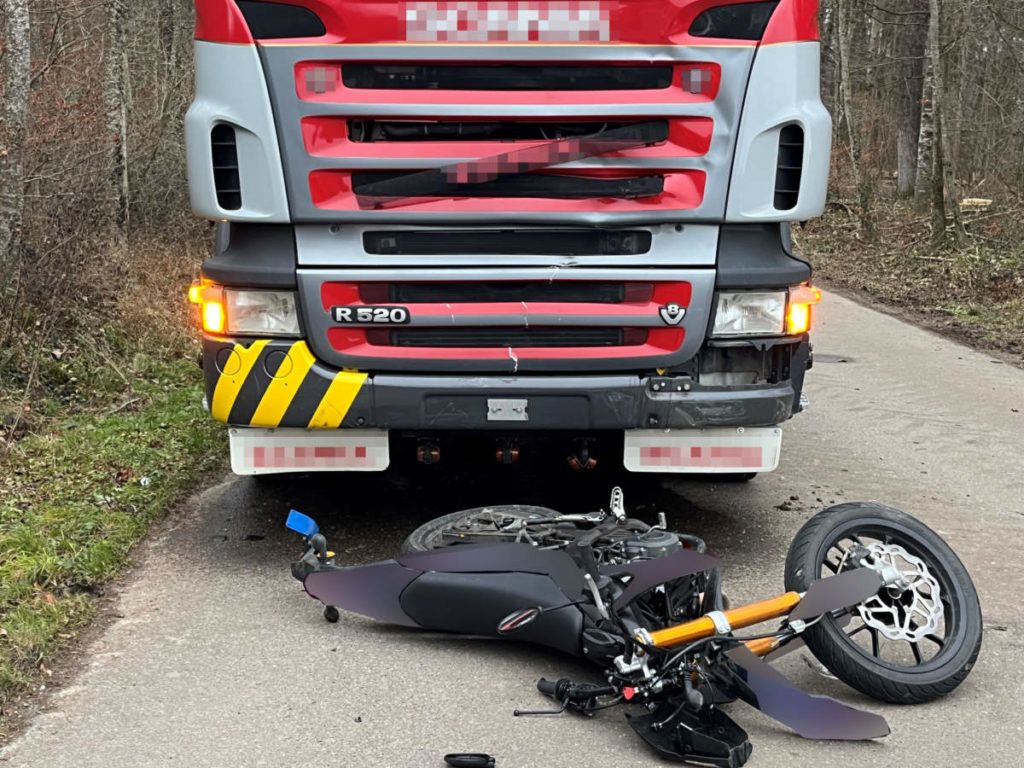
[774,124,804,211]
[210,124,241,211]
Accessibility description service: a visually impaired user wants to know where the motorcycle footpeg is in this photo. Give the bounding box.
[627,701,752,768]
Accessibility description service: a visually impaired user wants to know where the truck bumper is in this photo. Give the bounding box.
[202,337,802,432]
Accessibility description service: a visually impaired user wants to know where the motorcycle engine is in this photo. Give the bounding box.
[624,529,682,561]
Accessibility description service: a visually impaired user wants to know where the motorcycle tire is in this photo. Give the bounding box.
[784,502,982,704]
[401,505,561,554]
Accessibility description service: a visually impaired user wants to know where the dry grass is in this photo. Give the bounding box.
[796,205,1024,362]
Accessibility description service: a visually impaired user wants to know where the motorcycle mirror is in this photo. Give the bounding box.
[497,607,543,634]
[285,509,319,538]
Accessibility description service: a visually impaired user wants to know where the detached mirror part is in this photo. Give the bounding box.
[444,754,496,768]
[497,607,543,634]
[285,509,319,538]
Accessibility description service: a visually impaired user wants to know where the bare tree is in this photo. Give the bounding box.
[934,0,965,243]
[914,0,941,234]
[894,0,927,197]
[836,0,875,238]
[0,0,31,268]
[104,0,130,240]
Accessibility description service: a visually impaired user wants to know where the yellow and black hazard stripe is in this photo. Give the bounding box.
[208,340,367,429]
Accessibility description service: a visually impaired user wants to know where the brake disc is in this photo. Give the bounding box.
[858,543,943,642]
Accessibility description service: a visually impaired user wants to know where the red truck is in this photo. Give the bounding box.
[186,0,829,476]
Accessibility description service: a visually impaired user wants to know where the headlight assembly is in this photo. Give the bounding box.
[224,289,300,336]
[711,291,786,337]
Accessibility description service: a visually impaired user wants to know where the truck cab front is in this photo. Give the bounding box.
[186,0,829,475]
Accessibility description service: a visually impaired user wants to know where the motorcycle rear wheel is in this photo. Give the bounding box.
[784,502,982,704]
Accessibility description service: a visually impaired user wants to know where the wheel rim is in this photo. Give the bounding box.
[424,506,560,549]
[814,518,966,674]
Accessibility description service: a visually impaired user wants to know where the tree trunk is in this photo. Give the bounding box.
[104,0,131,241]
[935,0,965,243]
[895,0,927,197]
[837,0,875,238]
[0,0,31,267]
[915,0,940,223]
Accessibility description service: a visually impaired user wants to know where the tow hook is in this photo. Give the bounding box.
[568,439,597,471]
[417,440,441,465]
[496,439,520,464]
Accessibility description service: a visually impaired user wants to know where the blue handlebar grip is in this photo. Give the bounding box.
[285,510,319,538]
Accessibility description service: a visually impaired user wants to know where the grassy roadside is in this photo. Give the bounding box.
[0,355,224,716]
[0,241,223,725]
[796,207,1024,363]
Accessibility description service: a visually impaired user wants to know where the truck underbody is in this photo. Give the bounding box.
[186,0,831,475]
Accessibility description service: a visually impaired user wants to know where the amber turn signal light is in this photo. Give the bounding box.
[786,285,821,335]
[188,280,226,335]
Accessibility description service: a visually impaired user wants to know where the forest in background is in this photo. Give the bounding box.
[2,0,1024,413]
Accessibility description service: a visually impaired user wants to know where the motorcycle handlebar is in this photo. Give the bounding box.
[537,677,616,702]
[537,677,568,698]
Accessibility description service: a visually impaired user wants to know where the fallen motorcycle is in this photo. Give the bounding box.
[287,489,981,767]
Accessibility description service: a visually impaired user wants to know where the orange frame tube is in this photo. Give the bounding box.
[646,592,801,649]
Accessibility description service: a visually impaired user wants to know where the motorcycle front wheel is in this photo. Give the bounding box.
[400,505,561,553]
[784,502,982,704]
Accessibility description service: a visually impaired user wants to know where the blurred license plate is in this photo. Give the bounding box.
[624,427,782,474]
[404,1,612,42]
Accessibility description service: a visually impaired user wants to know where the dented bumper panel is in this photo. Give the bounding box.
[202,337,800,431]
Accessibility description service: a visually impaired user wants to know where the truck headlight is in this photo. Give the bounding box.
[712,291,786,337]
[224,289,300,336]
[189,282,300,337]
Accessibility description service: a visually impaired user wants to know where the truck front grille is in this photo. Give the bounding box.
[361,281,651,304]
[302,271,706,372]
[260,1,755,223]
[276,50,724,218]
[362,229,652,256]
[347,120,657,143]
[351,171,664,201]
[342,63,674,90]
[371,327,642,347]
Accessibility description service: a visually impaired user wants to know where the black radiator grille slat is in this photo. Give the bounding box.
[363,229,652,256]
[375,328,629,348]
[372,282,628,304]
[342,64,674,91]
[211,124,241,210]
[353,172,664,200]
[774,124,804,210]
[347,120,663,143]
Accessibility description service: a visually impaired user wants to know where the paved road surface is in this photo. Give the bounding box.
[3,291,1023,767]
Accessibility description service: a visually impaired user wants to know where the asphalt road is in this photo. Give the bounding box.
[3,291,1023,768]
